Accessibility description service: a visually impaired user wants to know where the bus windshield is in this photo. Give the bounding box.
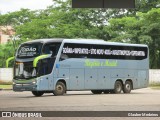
[14,61,36,79]
[14,42,61,79]
[14,58,56,79]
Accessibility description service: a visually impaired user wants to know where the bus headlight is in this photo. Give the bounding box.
[32,81,36,84]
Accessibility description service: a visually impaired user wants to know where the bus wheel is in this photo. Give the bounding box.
[91,90,102,94]
[32,91,44,97]
[123,81,132,93]
[114,81,122,94]
[53,81,66,96]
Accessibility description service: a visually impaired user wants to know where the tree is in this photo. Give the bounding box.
[108,8,160,68]
[0,9,36,26]
[139,9,160,68]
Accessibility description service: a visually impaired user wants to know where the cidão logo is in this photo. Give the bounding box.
[19,47,36,53]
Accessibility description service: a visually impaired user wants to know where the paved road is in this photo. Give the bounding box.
[0,88,160,120]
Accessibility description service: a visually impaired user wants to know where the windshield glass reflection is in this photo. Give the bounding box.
[14,62,36,79]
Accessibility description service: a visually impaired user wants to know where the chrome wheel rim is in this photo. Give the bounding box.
[126,84,131,91]
[56,85,63,93]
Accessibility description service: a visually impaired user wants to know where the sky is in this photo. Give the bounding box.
[0,0,53,14]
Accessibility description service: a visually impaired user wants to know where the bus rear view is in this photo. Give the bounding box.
[13,39,149,96]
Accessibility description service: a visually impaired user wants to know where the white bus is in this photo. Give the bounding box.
[12,38,149,96]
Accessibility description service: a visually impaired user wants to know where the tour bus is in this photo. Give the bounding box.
[11,38,149,96]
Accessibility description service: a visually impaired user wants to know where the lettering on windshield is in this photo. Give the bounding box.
[19,47,37,57]
[17,43,42,58]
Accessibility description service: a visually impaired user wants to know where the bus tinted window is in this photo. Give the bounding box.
[42,43,61,57]
[62,43,148,60]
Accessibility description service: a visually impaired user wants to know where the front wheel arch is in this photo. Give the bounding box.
[57,79,67,90]
[53,80,66,96]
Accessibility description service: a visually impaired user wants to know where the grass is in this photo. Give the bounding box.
[149,82,160,90]
[0,80,12,89]
[150,86,160,90]
[0,85,12,89]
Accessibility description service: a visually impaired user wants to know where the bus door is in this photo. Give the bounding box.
[37,58,53,90]
[37,42,61,90]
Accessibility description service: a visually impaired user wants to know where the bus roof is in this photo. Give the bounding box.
[23,38,64,44]
[23,38,148,47]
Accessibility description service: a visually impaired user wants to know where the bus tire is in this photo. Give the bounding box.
[53,81,66,96]
[32,91,44,97]
[91,90,102,94]
[123,81,132,93]
[114,81,122,94]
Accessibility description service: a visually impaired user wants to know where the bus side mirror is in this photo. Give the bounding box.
[33,54,51,67]
[6,57,15,68]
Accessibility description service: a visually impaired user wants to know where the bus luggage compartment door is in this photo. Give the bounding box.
[69,69,84,90]
[85,69,98,89]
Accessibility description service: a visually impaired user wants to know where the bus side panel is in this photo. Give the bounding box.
[37,75,49,91]
[55,68,70,89]
[97,69,111,89]
[136,59,149,89]
[85,68,98,89]
[69,68,85,90]
[137,70,149,88]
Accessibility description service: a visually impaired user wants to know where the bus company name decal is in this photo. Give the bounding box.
[85,59,118,68]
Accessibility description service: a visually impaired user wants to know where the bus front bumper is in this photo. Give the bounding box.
[13,83,37,91]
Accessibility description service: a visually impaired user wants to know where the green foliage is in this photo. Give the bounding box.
[0,9,36,27]
[0,39,27,68]
[0,0,160,68]
[108,8,160,68]
[0,42,14,67]
[135,0,160,12]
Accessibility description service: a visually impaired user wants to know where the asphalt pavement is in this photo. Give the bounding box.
[0,88,160,120]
